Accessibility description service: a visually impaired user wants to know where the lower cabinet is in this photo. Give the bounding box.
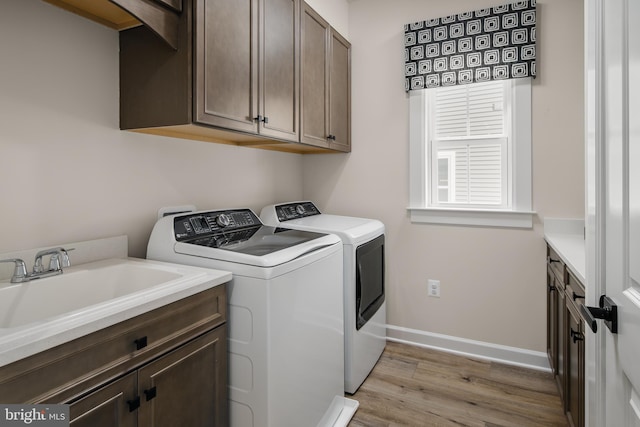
[566,301,585,427]
[557,279,566,401]
[0,286,228,427]
[546,244,585,427]
[546,260,566,400]
[138,328,226,427]
[565,271,585,427]
[69,328,226,427]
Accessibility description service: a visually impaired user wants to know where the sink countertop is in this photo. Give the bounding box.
[0,257,231,367]
[544,218,586,284]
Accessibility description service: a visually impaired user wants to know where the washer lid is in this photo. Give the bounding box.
[169,208,339,267]
[180,225,327,255]
[174,226,338,267]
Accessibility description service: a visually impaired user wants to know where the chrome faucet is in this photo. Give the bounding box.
[33,247,72,273]
[1,247,73,283]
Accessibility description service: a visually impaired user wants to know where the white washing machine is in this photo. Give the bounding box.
[147,208,358,427]
[260,201,386,394]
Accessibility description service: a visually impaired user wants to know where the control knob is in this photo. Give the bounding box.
[295,205,306,215]
[216,213,231,227]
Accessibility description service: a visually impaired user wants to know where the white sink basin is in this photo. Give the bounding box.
[0,260,183,328]
[0,257,231,366]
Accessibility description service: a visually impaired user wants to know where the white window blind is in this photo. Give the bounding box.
[434,82,505,138]
[408,77,533,228]
[429,80,509,208]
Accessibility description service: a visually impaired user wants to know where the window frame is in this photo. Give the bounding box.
[408,77,534,228]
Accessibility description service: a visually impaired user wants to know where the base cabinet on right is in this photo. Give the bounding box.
[565,271,585,427]
[546,244,585,427]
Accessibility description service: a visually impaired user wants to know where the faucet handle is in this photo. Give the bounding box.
[0,258,28,283]
[63,248,75,267]
[48,248,75,271]
[34,247,75,273]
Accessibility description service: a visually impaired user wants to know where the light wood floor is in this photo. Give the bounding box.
[347,342,567,427]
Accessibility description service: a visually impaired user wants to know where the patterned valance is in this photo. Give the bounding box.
[404,0,536,91]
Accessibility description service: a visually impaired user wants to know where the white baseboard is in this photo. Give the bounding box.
[386,324,551,372]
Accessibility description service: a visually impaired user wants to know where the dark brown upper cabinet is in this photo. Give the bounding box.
[301,3,351,152]
[193,0,299,143]
[118,0,349,153]
[48,0,350,153]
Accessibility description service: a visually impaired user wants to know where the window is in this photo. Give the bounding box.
[408,78,534,228]
[430,81,508,208]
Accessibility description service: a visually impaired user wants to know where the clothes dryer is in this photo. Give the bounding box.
[260,201,386,394]
[147,208,357,427]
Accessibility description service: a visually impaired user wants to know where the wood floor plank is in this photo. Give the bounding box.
[347,342,568,427]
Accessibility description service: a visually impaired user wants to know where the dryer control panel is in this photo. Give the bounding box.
[173,209,261,241]
[275,202,321,221]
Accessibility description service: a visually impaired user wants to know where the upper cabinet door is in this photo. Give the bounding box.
[195,0,298,142]
[259,0,300,142]
[300,3,330,149]
[194,0,259,133]
[300,3,351,152]
[329,29,351,152]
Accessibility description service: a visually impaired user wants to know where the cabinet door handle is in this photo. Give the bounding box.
[549,258,561,264]
[144,386,157,401]
[570,328,584,343]
[572,291,585,301]
[548,283,556,291]
[263,116,269,124]
[134,336,148,350]
[254,115,263,123]
[327,134,336,141]
[127,397,140,412]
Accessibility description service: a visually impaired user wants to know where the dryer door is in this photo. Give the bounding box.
[355,234,385,330]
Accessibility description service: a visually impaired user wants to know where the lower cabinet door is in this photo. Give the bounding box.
[69,372,137,427]
[556,284,567,401]
[137,327,227,427]
[566,302,585,427]
[546,267,558,374]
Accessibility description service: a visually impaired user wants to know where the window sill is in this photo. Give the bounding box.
[407,207,536,228]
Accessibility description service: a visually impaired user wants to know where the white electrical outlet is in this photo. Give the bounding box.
[428,279,440,297]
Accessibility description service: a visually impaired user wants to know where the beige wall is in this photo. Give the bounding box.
[0,0,303,258]
[302,0,585,352]
[0,0,584,354]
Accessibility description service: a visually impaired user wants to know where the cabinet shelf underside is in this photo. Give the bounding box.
[43,0,141,30]
[132,124,336,154]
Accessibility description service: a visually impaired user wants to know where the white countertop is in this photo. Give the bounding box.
[544,218,586,283]
[0,237,231,367]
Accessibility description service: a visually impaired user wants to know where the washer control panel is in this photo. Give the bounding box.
[275,202,321,222]
[173,209,261,241]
